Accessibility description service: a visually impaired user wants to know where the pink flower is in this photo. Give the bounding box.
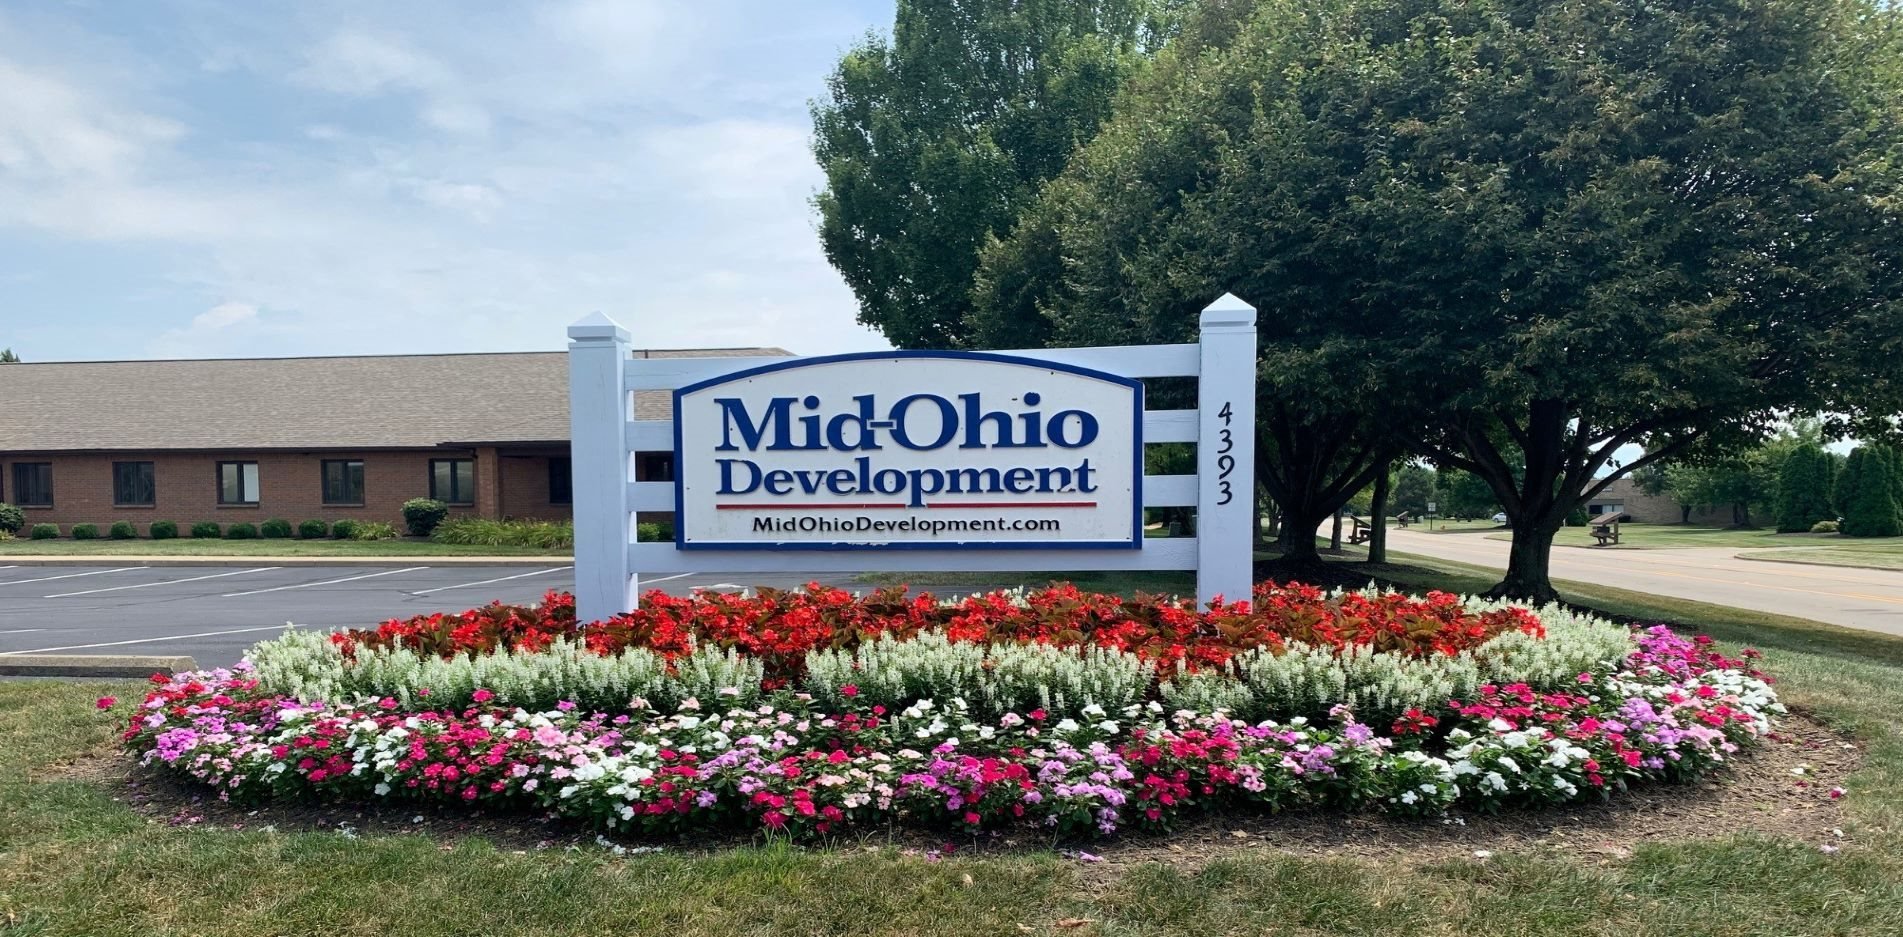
[95,696,117,710]
[840,684,859,698]
[1829,787,1845,800]
[472,689,495,703]
[557,700,577,712]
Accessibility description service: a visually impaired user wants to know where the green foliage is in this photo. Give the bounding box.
[991,0,1903,597]
[1776,443,1839,532]
[1811,519,1841,533]
[108,521,137,540]
[29,523,59,540]
[329,519,359,540]
[69,523,99,540]
[260,518,293,539]
[190,522,221,539]
[401,498,449,537]
[1840,445,1903,537]
[432,517,574,549]
[0,503,24,534]
[1390,464,1436,516]
[811,0,1173,348]
[634,520,672,544]
[224,522,258,540]
[149,520,178,540]
[297,519,329,539]
[1436,468,1501,519]
[349,521,398,541]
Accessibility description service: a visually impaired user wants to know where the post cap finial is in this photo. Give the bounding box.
[568,312,630,342]
[1200,293,1257,328]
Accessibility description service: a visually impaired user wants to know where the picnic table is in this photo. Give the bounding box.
[1394,511,1413,528]
[1588,512,1626,546]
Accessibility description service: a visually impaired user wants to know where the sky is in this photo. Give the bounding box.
[0,0,897,362]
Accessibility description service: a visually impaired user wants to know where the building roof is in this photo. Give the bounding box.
[0,348,789,452]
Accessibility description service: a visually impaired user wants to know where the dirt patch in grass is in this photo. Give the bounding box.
[51,710,1857,871]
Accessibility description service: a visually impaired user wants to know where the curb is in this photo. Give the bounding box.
[0,654,196,679]
[0,556,572,568]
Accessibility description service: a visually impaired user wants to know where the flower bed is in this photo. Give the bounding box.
[114,584,1782,841]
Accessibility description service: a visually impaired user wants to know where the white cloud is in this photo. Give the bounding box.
[0,2,892,364]
[192,301,258,330]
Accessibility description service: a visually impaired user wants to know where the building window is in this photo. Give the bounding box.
[112,461,156,506]
[548,457,573,505]
[430,459,476,505]
[322,459,365,505]
[217,461,260,505]
[11,463,53,507]
[637,453,674,482]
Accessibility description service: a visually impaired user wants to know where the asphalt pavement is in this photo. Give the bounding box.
[0,564,862,667]
[1385,527,1903,638]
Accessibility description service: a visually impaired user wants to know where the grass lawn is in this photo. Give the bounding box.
[5,554,1903,935]
[1742,543,1903,572]
[0,537,569,557]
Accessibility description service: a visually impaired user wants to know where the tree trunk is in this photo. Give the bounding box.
[1367,466,1391,564]
[1494,515,1561,603]
[1277,504,1329,564]
[1680,504,1692,524]
[1329,511,1344,552]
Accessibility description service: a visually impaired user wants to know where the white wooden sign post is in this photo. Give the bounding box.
[567,295,1257,622]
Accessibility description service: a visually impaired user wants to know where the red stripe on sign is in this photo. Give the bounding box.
[714,503,908,510]
[926,501,1099,509]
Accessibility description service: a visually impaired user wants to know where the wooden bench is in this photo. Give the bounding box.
[1589,512,1626,546]
[1347,515,1374,545]
[1394,511,1413,528]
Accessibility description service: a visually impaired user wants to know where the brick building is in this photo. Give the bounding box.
[1583,476,1728,525]
[0,348,782,533]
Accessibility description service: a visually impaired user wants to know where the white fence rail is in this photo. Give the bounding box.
[567,295,1257,622]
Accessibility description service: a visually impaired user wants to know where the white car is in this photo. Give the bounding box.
[1491,512,1509,525]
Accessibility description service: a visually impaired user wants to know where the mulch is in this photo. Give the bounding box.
[42,709,1860,871]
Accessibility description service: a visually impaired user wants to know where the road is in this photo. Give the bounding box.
[1385,527,1903,637]
[0,564,869,667]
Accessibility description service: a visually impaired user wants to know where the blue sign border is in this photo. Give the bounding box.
[670,350,1145,551]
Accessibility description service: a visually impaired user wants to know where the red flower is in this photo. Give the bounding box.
[95,696,117,710]
[472,689,495,703]
[840,684,859,698]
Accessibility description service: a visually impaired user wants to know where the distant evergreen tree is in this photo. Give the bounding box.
[0,348,19,363]
[1775,443,1838,532]
[1839,446,1903,537]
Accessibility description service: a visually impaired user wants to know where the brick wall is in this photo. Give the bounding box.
[499,447,574,520]
[0,449,489,534]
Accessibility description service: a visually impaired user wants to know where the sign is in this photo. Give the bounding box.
[565,293,1257,620]
[1426,501,1437,514]
[672,352,1142,549]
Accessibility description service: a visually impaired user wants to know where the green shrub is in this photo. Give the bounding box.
[636,520,673,543]
[109,521,138,540]
[432,516,574,548]
[401,498,450,537]
[29,523,60,540]
[71,523,99,540]
[349,521,398,541]
[1776,443,1838,533]
[1811,519,1840,533]
[297,519,329,539]
[0,503,24,534]
[330,519,359,540]
[225,522,259,540]
[1840,445,1903,537]
[190,521,222,539]
[150,520,179,540]
[260,518,293,539]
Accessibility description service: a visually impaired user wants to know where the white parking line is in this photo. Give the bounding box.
[0,566,148,586]
[642,572,696,585]
[221,566,430,597]
[45,567,280,598]
[410,566,573,595]
[0,628,45,635]
[0,624,295,656]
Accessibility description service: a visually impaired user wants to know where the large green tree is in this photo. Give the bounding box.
[0,349,18,363]
[1776,443,1840,532]
[811,0,1180,349]
[994,0,1903,598]
[1838,445,1903,537]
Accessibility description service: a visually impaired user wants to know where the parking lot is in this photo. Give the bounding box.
[0,564,866,667]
